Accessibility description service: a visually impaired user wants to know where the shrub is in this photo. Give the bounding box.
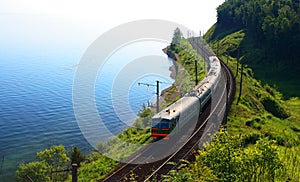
[261,97,289,119]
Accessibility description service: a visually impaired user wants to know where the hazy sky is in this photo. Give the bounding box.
[0,0,224,51]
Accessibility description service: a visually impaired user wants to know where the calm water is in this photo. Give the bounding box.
[0,41,173,181]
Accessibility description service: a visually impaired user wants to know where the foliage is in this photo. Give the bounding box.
[164,24,298,181]
[164,132,285,181]
[75,154,117,182]
[36,145,70,169]
[69,146,85,167]
[163,161,217,182]
[207,0,300,98]
[203,14,300,180]
[165,24,299,181]
[278,146,300,180]
[168,37,206,96]
[137,103,152,119]
[16,145,70,181]
[73,106,154,181]
[216,0,300,66]
[261,96,290,119]
[16,161,51,182]
[171,27,183,47]
[198,133,283,181]
[205,25,300,145]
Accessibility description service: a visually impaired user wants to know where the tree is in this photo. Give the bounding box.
[70,146,85,167]
[171,27,182,46]
[16,161,50,182]
[216,0,300,66]
[16,145,70,182]
[37,145,70,168]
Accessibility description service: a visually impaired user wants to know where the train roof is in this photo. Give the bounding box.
[152,56,220,121]
[207,57,220,76]
[152,96,198,120]
[189,81,211,97]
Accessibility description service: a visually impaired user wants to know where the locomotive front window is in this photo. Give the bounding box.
[151,119,160,127]
[151,119,170,128]
[160,122,170,129]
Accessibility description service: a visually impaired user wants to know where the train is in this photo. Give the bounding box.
[151,56,221,140]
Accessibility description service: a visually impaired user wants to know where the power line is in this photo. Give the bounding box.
[138,81,171,113]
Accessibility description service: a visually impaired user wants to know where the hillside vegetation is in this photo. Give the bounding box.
[213,0,300,65]
[164,36,300,181]
[163,0,300,181]
[163,33,300,181]
[206,0,300,98]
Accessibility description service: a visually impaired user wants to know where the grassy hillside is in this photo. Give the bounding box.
[206,0,300,99]
[163,25,300,181]
[205,26,300,139]
[163,1,300,178]
[216,0,300,66]
[206,24,300,98]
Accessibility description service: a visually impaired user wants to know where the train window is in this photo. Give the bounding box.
[152,123,159,128]
[152,119,171,129]
[151,119,160,127]
[170,118,177,128]
[160,122,170,129]
[171,121,176,129]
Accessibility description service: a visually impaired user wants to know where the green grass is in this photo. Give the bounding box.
[252,64,300,99]
[212,31,300,139]
[208,24,300,99]
[75,153,117,182]
[164,133,290,181]
[67,107,154,181]
[212,28,300,180]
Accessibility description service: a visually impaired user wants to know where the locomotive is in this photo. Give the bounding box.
[151,56,221,140]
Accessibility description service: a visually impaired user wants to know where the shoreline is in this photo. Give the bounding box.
[150,47,181,109]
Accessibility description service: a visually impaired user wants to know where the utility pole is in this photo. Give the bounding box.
[156,81,159,113]
[216,41,220,56]
[237,63,244,105]
[226,50,229,64]
[235,48,240,77]
[138,81,162,113]
[72,164,78,182]
[195,59,198,86]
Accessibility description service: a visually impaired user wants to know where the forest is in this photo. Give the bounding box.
[216,0,300,66]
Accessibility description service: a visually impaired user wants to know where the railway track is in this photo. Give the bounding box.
[100,38,235,182]
[145,61,235,181]
[101,102,211,182]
